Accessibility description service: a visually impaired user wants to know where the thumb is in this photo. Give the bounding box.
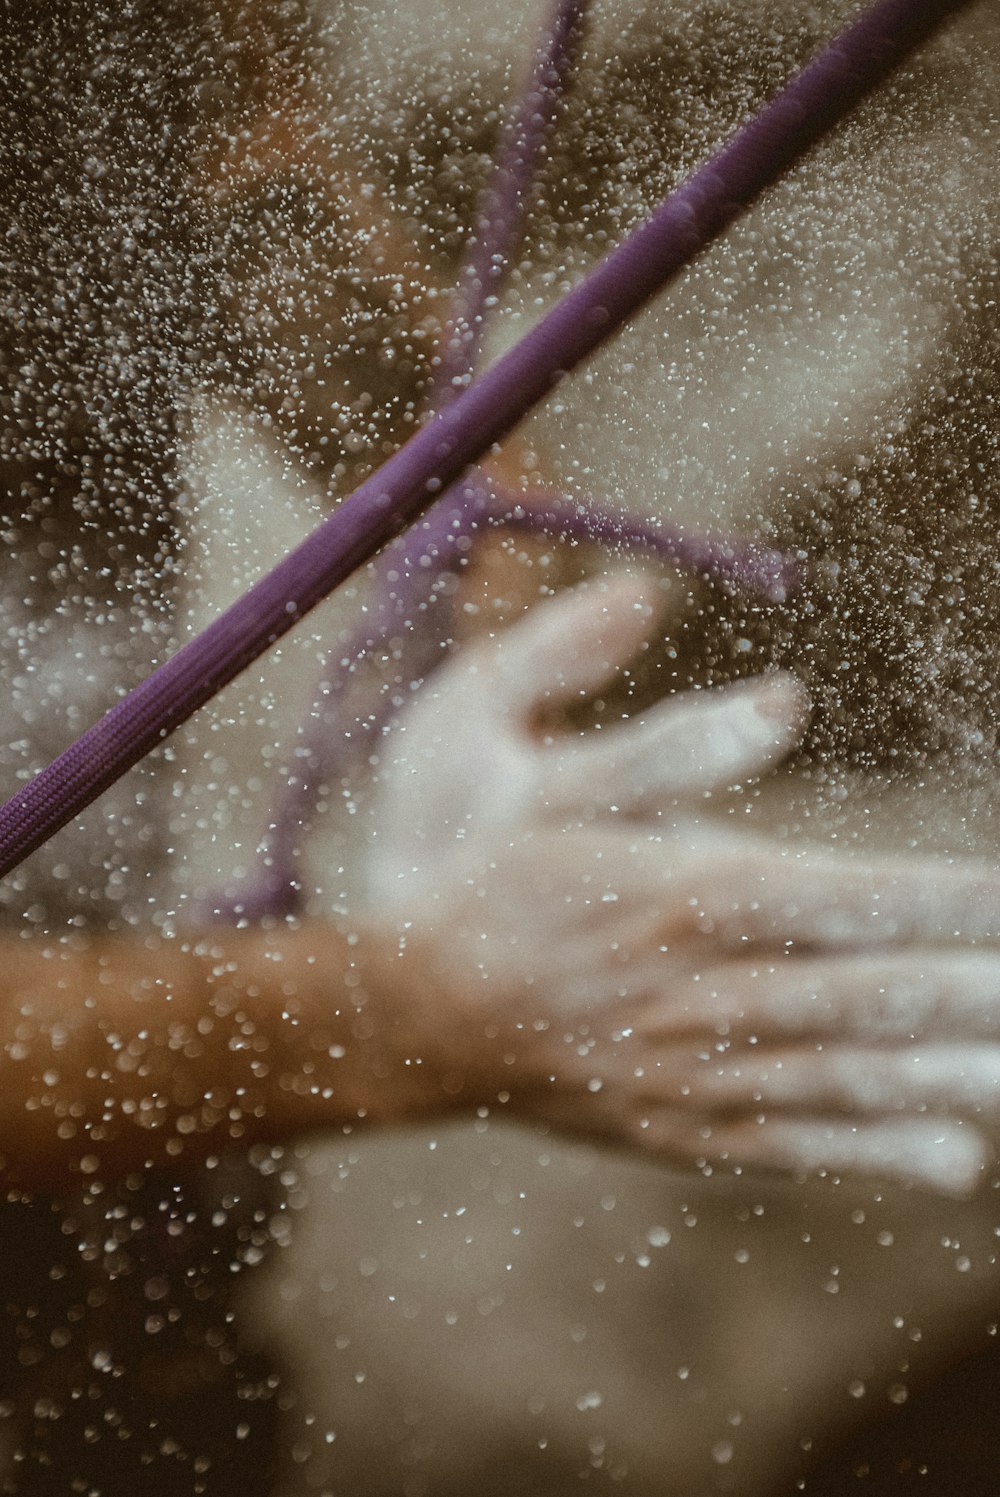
[491,570,666,715]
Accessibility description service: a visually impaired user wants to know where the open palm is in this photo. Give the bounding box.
[365,576,1000,1194]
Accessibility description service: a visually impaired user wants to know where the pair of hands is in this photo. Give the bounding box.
[365,574,1000,1194]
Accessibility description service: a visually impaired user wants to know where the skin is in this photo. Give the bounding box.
[8,576,1000,1203]
[0,919,443,1193]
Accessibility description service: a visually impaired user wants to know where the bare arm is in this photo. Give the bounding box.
[0,921,449,1192]
[8,576,1000,1199]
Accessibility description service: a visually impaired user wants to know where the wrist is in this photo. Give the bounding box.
[0,917,469,1190]
[193,918,465,1133]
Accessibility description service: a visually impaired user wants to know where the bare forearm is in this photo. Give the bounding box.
[0,922,448,1191]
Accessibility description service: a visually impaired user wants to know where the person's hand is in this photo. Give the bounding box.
[365,574,1000,1194]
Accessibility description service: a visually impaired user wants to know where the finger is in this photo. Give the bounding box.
[491,570,665,712]
[689,845,1000,948]
[646,952,1000,1041]
[541,673,808,811]
[531,1092,989,1195]
[649,1113,990,1197]
[654,1042,1000,1123]
[554,826,1000,949]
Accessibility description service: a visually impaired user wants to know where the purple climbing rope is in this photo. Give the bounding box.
[429,0,589,407]
[485,482,798,597]
[0,0,973,879]
[229,0,592,917]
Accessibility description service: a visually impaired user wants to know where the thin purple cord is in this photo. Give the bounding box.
[228,0,592,915]
[485,482,799,599]
[429,0,589,407]
[0,0,973,881]
[373,0,590,638]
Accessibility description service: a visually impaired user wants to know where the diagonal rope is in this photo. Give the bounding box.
[0,0,974,880]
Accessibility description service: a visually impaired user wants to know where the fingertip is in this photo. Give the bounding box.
[747,671,811,730]
[816,1120,989,1198]
[906,1125,990,1198]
